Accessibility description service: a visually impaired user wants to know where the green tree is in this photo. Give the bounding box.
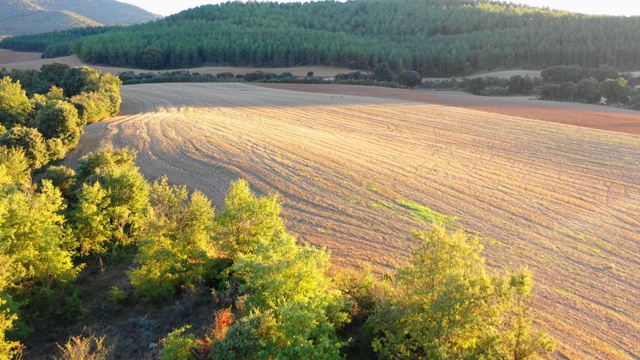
[374,62,395,82]
[576,78,601,104]
[502,271,556,360]
[0,256,21,360]
[40,165,76,199]
[599,77,630,106]
[0,180,79,288]
[215,179,285,260]
[139,45,163,70]
[213,233,348,359]
[398,70,422,88]
[33,99,81,149]
[367,225,554,360]
[72,181,112,255]
[0,147,30,185]
[74,148,150,250]
[468,77,487,95]
[70,91,112,125]
[129,177,216,300]
[0,127,49,171]
[0,77,32,129]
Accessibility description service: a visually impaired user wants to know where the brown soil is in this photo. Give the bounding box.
[260,84,640,135]
[65,83,640,359]
[0,49,42,64]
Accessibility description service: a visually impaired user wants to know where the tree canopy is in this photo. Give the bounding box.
[4,0,640,76]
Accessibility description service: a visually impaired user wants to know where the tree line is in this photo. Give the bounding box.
[425,64,640,109]
[3,0,640,76]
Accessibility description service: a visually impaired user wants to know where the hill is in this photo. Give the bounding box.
[0,0,160,36]
[2,0,640,75]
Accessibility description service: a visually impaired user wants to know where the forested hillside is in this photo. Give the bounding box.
[3,0,640,75]
[0,0,160,36]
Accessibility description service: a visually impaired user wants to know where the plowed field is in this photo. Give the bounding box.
[66,83,640,359]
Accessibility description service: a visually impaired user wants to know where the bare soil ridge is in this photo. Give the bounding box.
[66,83,640,359]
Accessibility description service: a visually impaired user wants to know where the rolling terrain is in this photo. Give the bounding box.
[0,0,159,35]
[65,83,640,359]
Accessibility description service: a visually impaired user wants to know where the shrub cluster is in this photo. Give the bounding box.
[0,65,122,171]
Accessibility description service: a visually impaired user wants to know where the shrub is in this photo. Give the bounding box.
[160,326,197,360]
[107,286,127,305]
[398,70,422,88]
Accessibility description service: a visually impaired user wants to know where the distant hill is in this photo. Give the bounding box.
[3,0,640,76]
[0,0,160,36]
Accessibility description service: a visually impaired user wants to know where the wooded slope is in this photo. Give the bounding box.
[2,0,640,75]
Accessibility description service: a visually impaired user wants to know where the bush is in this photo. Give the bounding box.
[373,62,394,82]
[107,286,127,305]
[160,326,197,360]
[398,70,422,88]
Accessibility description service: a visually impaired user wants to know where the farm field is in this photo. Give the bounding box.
[64,82,640,359]
[261,83,640,135]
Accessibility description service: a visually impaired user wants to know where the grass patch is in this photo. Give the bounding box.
[395,199,456,225]
[365,183,381,193]
[370,200,394,209]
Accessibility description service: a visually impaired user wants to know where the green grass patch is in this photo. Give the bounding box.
[365,183,381,193]
[395,199,456,225]
[370,200,394,210]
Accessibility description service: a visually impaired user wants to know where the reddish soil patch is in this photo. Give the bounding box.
[260,84,640,135]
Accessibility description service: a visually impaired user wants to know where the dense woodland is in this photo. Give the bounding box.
[3,0,640,76]
[0,70,556,358]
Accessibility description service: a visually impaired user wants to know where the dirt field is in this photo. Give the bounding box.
[0,49,42,64]
[64,82,640,359]
[261,84,640,135]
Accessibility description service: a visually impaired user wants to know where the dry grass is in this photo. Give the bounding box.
[64,83,640,359]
